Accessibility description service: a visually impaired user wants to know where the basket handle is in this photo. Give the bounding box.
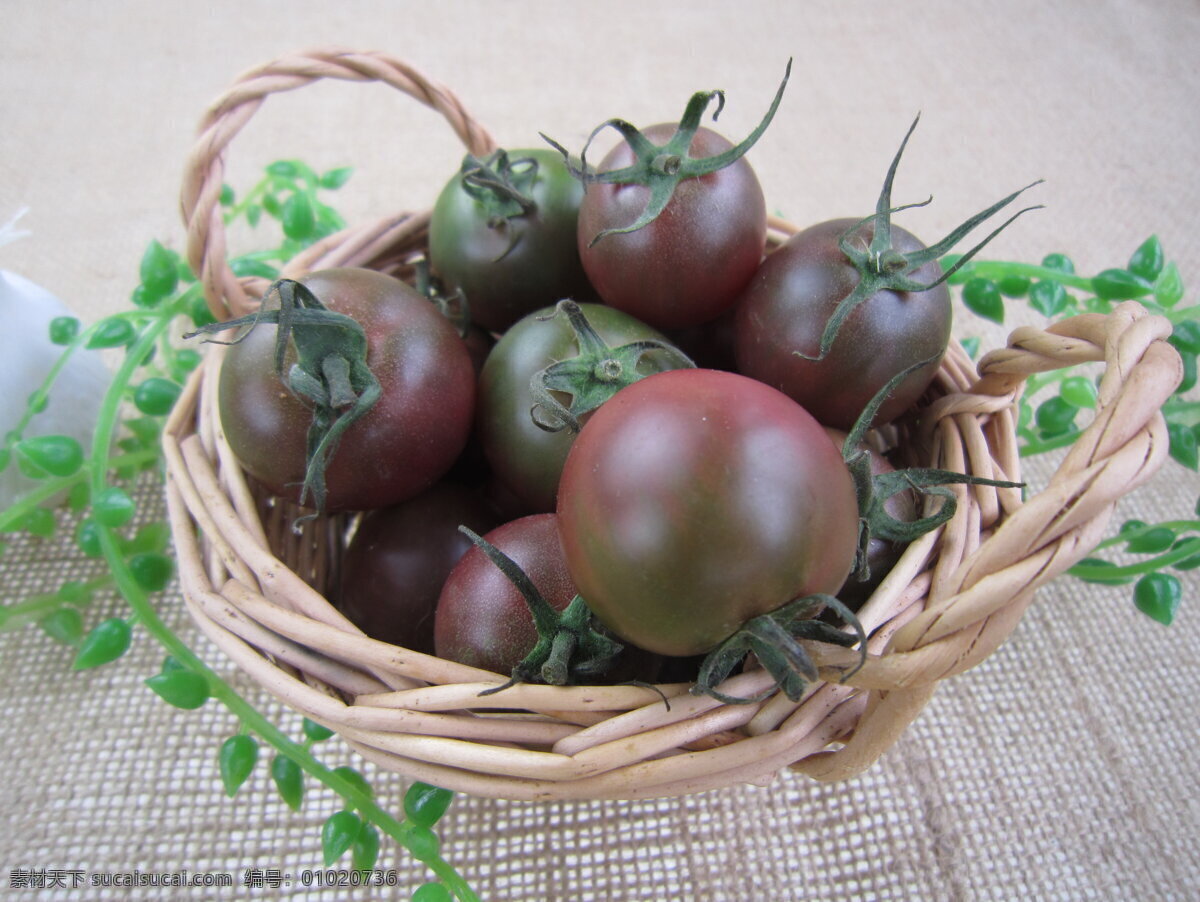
[180,47,496,322]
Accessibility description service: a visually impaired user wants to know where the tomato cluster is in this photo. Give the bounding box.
[206,67,1033,699]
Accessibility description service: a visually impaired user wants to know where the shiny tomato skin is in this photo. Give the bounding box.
[578,125,766,330]
[337,482,500,654]
[477,302,683,514]
[433,514,576,676]
[733,218,951,430]
[429,148,592,333]
[217,268,476,512]
[557,369,859,657]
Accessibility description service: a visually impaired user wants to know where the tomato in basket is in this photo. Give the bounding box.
[210,267,476,513]
[433,514,578,676]
[428,147,593,333]
[338,481,499,654]
[477,300,693,513]
[544,62,792,331]
[555,368,860,658]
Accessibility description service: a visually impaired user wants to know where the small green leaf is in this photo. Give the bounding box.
[332,765,373,801]
[322,811,363,866]
[1041,252,1075,274]
[139,240,179,301]
[1127,235,1164,281]
[1070,557,1134,585]
[960,336,980,359]
[1153,261,1183,307]
[73,618,132,669]
[1168,422,1199,470]
[1120,519,1148,535]
[1170,321,1200,356]
[1171,539,1200,571]
[15,435,85,478]
[266,159,303,179]
[92,486,136,527]
[74,519,103,557]
[319,166,353,190]
[40,607,84,645]
[302,717,335,742]
[1176,351,1197,395]
[86,317,136,349]
[133,377,182,416]
[412,884,453,902]
[281,192,316,240]
[245,205,262,228]
[261,194,282,218]
[219,734,258,797]
[49,316,80,346]
[402,824,441,863]
[21,506,56,537]
[219,184,235,206]
[1126,526,1177,554]
[403,782,454,828]
[1093,268,1152,301]
[1059,376,1098,409]
[1029,280,1070,318]
[1134,572,1182,625]
[1035,396,1078,436]
[121,521,171,555]
[271,755,304,811]
[962,277,1004,324]
[144,669,210,709]
[997,274,1031,297]
[127,552,174,592]
[352,823,380,871]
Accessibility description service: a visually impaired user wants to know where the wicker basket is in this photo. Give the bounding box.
[163,49,1183,801]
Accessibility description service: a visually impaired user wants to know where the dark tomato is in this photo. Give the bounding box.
[577,125,766,330]
[428,148,592,333]
[337,482,499,653]
[434,514,576,676]
[477,302,684,514]
[733,218,951,430]
[557,368,859,657]
[217,268,476,512]
[823,428,917,609]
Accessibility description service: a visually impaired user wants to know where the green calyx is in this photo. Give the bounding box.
[459,149,541,233]
[412,255,471,338]
[840,355,1025,583]
[185,278,381,516]
[543,59,792,246]
[692,596,867,704]
[802,114,1044,362]
[528,300,695,434]
[458,527,623,694]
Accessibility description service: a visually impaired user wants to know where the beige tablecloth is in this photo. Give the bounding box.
[2,2,1198,899]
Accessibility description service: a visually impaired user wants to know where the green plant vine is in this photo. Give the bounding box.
[0,161,478,902]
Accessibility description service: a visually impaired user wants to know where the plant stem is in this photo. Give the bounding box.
[85,298,479,901]
[1068,537,1200,580]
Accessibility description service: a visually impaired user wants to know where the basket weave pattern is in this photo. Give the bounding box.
[163,49,1183,801]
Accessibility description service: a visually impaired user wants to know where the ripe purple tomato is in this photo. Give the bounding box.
[337,481,499,654]
[217,268,476,512]
[557,368,859,657]
[733,218,951,430]
[433,514,576,675]
[577,125,766,331]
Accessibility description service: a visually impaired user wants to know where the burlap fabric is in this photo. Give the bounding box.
[2,2,1198,899]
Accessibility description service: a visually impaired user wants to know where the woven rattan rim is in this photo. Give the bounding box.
[162,48,1184,801]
